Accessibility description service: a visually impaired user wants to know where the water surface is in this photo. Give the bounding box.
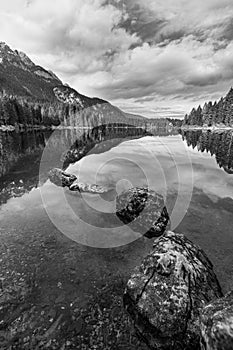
[0,127,233,348]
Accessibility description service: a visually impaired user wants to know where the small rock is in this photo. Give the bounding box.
[57,282,62,288]
[75,317,84,334]
[48,168,109,194]
[48,168,77,188]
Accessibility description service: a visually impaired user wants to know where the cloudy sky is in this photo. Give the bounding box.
[1,0,233,118]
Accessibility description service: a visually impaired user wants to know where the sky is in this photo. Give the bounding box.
[1,0,233,118]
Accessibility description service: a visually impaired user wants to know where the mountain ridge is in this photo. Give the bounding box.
[0,42,178,129]
[0,43,118,105]
[0,41,151,126]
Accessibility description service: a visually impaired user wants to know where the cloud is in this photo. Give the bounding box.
[86,36,229,96]
[0,0,139,73]
[0,0,233,117]
[133,0,233,41]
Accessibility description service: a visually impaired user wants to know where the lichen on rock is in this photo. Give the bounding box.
[48,168,77,188]
[124,231,223,350]
[200,290,233,350]
[116,187,169,238]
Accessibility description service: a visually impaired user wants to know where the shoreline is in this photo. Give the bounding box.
[2,124,232,133]
[0,125,152,132]
[0,125,52,132]
[181,126,233,131]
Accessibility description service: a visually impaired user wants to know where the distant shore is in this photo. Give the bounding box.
[0,124,171,132]
[0,125,16,131]
[0,125,145,132]
[0,125,52,132]
[181,125,233,131]
[3,124,232,133]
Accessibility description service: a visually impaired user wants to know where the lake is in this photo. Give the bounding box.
[0,126,233,349]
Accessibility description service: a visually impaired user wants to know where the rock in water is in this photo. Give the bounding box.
[48,168,77,188]
[124,231,223,350]
[69,180,109,194]
[200,291,233,350]
[48,168,109,194]
[116,187,169,238]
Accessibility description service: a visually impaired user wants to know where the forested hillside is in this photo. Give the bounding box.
[183,88,233,127]
[0,94,61,128]
[0,93,151,129]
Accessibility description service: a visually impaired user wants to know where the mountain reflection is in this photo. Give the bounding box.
[0,124,177,205]
[61,123,152,169]
[182,130,233,174]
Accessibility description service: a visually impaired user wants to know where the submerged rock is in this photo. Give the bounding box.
[116,187,169,238]
[124,231,223,350]
[48,168,109,194]
[200,291,233,350]
[69,180,109,194]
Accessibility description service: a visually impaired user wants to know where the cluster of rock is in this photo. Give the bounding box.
[48,170,170,239]
[124,230,223,349]
[120,188,233,350]
[48,169,233,349]
[48,168,108,194]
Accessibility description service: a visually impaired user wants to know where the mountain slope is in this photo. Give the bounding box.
[0,42,168,128]
[0,42,147,124]
[0,42,63,101]
[53,85,107,108]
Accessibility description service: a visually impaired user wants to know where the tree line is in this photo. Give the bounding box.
[0,93,178,130]
[0,94,61,127]
[0,94,139,128]
[183,87,233,127]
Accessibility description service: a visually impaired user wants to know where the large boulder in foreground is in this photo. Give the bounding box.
[116,187,169,238]
[124,231,223,350]
[200,291,233,350]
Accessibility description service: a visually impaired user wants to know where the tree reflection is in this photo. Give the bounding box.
[182,130,233,174]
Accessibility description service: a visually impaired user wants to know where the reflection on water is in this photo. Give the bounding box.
[0,124,177,205]
[1,127,233,247]
[1,127,233,211]
[0,130,50,177]
[0,130,51,205]
[61,123,152,169]
[1,125,233,348]
[182,130,233,174]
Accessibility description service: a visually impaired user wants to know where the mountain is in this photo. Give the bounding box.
[0,42,150,128]
[183,87,233,128]
[0,42,172,129]
[0,42,62,101]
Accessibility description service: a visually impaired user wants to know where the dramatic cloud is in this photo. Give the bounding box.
[0,0,139,71]
[1,0,233,117]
